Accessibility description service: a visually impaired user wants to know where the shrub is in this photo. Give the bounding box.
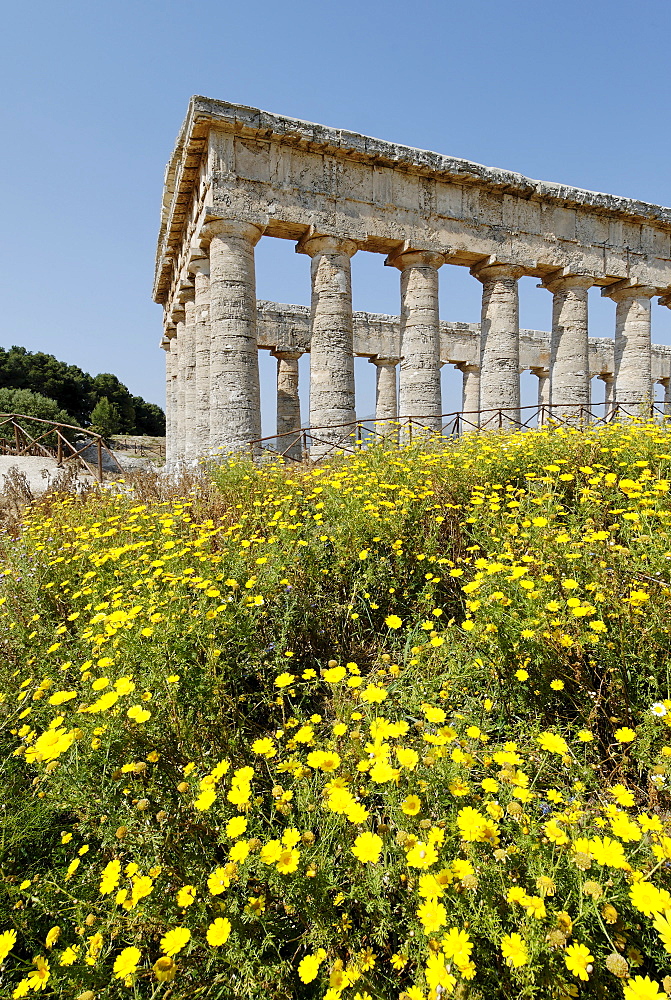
[0,421,670,999]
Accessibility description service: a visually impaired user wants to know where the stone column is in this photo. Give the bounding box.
[188,259,211,458]
[663,379,671,417]
[471,262,524,426]
[167,334,178,464]
[201,219,263,453]
[371,358,398,423]
[387,250,444,436]
[541,273,593,416]
[274,349,303,461]
[369,357,399,442]
[297,233,357,458]
[602,281,656,413]
[598,373,615,417]
[161,336,173,464]
[181,286,197,461]
[531,367,550,426]
[173,307,187,462]
[456,363,480,430]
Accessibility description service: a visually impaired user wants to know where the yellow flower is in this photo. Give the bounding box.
[417,900,447,933]
[45,926,60,949]
[629,881,671,916]
[226,816,248,838]
[564,943,593,980]
[160,926,191,956]
[652,910,671,954]
[406,841,438,868]
[276,848,300,874]
[153,956,176,982]
[176,885,196,907]
[501,933,528,967]
[623,975,665,1000]
[385,615,403,629]
[99,859,121,895]
[298,952,325,983]
[401,795,422,816]
[251,737,276,757]
[113,947,141,980]
[352,831,383,864]
[537,732,569,755]
[127,704,151,723]
[207,867,231,895]
[614,727,636,743]
[206,917,232,946]
[322,666,347,683]
[274,672,295,688]
[0,929,17,964]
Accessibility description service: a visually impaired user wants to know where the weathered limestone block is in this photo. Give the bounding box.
[297,233,357,457]
[387,249,444,435]
[472,262,525,423]
[603,281,656,408]
[274,349,303,461]
[542,273,593,412]
[204,219,263,452]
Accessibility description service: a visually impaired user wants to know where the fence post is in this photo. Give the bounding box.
[97,438,103,482]
[56,431,63,466]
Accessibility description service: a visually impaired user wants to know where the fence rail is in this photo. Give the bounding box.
[0,414,123,482]
[249,401,670,463]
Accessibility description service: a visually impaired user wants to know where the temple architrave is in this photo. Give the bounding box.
[153,96,671,462]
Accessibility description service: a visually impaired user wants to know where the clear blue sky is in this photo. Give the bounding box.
[2,0,670,432]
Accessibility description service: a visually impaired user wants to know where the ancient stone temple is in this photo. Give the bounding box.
[153,96,671,462]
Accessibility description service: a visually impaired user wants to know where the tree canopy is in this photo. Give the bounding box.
[0,346,165,435]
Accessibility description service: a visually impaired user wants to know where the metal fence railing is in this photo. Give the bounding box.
[0,414,123,482]
[249,401,670,463]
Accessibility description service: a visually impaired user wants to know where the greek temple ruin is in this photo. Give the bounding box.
[153,96,671,462]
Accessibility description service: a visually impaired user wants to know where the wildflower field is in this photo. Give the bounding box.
[2,422,671,1000]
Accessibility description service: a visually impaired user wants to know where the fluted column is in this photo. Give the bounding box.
[161,336,173,464]
[275,350,303,461]
[188,259,211,458]
[174,308,187,461]
[541,273,593,415]
[201,219,263,453]
[456,363,480,431]
[387,250,444,435]
[181,287,197,461]
[167,335,178,465]
[297,233,357,458]
[602,281,656,412]
[471,262,524,426]
[664,379,671,417]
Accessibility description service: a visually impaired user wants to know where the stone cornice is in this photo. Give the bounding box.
[154,95,671,304]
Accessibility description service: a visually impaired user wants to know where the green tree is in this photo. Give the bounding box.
[0,387,77,448]
[89,397,121,439]
[131,396,166,435]
[89,373,136,432]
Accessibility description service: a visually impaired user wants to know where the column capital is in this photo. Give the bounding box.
[200,218,264,246]
[170,303,186,324]
[455,362,480,374]
[272,348,304,361]
[470,259,526,282]
[177,282,195,305]
[601,278,658,301]
[539,270,595,293]
[370,356,400,367]
[597,372,614,383]
[160,336,171,351]
[188,255,210,277]
[530,366,550,378]
[296,230,358,258]
[658,291,671,309]
[385,247,445,271]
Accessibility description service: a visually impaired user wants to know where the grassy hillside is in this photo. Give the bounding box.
[1,422,671,1000]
